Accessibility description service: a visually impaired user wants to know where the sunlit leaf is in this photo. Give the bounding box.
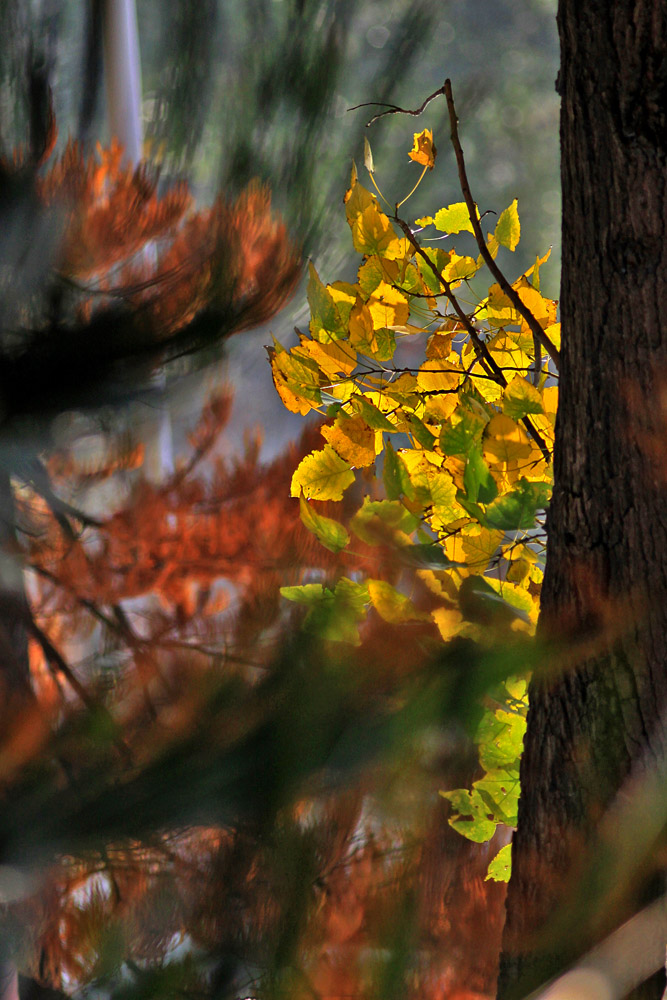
[495,199,520,251]
[433,202,476,235]
[408,128,436,169]
[352,203,403,259]
[502,376,544,422]
[483,414,533,464]
[290,445,356,500]
[364,136,375,174]
[486,843,513,883]
[321,413,375,468]
[366,281,410,329]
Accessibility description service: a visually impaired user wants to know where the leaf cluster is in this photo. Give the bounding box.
[269,122,560,874]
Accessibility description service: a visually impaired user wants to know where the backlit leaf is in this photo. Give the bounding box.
[408,128,437,169]
[503,376,544,422]
[486,843,512,883]
[290,445,356,500]
[321,413,375,468]
[433,202,476,235]
[352,203,403,259]
[299,496,349,553]
[495,199,520,251]
[367,579,429,623]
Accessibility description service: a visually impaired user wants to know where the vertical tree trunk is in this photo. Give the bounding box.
[498,2,667,998]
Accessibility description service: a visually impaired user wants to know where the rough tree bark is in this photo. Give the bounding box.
[498,2,667,998]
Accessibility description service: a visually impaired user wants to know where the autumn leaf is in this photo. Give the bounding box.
[495,198,520,251]
[299,496,350,552]
[408,129,437,170]
[290,445,356,500]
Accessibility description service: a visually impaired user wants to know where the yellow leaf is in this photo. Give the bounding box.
[299,339,357,378]
[321,414,375,468]
[423,392,459,423]
[461,527,504,572]
[417,358,462,394]
[495,199,520,251]
[290,445,356,500]
[483,414,533,464]
[344,178,375,220]
[408,129,436,169]
[367,281,410,329]
[545,321,561,350]
[401,451,463,524]
[368,579,430,623]
[432,605,465,640]
[352,203,403,259]
[268,339,322,415]
[425,333,454,359]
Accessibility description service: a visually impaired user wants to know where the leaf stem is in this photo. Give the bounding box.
[396,164,428,211]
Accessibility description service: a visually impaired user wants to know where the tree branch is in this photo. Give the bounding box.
[349,81,448,127]
[444,79,561,372]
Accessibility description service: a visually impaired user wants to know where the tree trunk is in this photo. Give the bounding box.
[498,2,667,998]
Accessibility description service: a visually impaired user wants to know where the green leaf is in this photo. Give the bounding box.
[350,497,419,544]
[440,788,497,843]
[307,262,350,341]
[416,248,451,295]
[474,767,521,827]
[503,376,544,422]
[476,707,527,771]
[398,543,464,569]
[486,843,512,883]
[383,439,416,501]
[350,396,396,432]
[299,496,350,553]
[280,584,328,605]
[495,199,520,251]
[484,479,550,531]
[433,202,476,235]
[463,447,498,504]
[441,409,487,457]
[406,413,436,449]
[291,445,356,501]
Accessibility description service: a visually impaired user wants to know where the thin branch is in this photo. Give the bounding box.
[393,214,551,463]
[28,618,97,710]
[444,79,561,371]
[349,81,448,127]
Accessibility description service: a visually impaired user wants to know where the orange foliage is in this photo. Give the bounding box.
[17,391,506,1000]
[35,139,301,341]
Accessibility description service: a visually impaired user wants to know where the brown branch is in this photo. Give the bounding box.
[393,215,551,463]
[28,619,96,709]
[349,81,448,127]
[444,79,561,372]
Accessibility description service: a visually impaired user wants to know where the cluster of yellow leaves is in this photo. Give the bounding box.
[270,152,559,648]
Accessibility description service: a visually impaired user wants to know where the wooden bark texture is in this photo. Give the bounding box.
[498,1,667,998]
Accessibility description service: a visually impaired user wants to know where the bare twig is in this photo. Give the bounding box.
[349,81,448,127]
[444,79,561,371]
